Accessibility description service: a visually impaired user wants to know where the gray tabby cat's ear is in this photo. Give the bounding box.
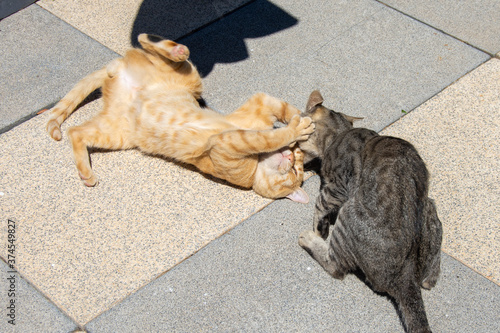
[306,90,324,113]
[340,113,364,125]
[286,187,309,204]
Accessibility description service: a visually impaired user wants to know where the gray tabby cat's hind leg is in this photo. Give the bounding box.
[421,252,440,290]
[299,230,345,279]
[420,199,443,290]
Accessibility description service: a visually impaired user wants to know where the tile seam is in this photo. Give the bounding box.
[82,196,276,326]
[0,257,82,330]
[378,56,490,133]
[440,249,500,287]
[35,3,117,55]
[311,4,387,60]
[374,0,495,57]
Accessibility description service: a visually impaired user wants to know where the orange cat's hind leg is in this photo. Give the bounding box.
[138,34,189,62]
[225,93,302,130]
[46,67,109,141]
[67,116,133,187]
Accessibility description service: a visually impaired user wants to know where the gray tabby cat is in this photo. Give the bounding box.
[298,91,443,333]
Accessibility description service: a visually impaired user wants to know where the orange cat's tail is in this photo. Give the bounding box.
[46,67,108,141]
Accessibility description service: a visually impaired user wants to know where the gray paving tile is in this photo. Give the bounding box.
[308,5,490,132]
[0,4,117,134]
[180,0,385,81]
[183,0,489,132]
[380,0,500,55]
[0,260,77,333]
[85,177,500,332]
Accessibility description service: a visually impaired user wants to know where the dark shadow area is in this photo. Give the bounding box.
[0,0,36,20]
[304,157,322,174]
[131,0,298,77]
[131,0,251,43]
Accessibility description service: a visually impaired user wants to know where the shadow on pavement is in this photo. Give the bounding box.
[132,0,298,77]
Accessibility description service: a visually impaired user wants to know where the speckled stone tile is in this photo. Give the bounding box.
[38,0,253,56]
[380,0,500,55]
[0,100,275,325]
[381,58,500,285]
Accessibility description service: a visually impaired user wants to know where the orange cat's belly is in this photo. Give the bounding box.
[133,120,214,161]
[134,128,258,189]
[132,99,247,182]
[128,89,263,188]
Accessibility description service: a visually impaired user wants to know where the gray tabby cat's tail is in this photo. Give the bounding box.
[394,279,432,333]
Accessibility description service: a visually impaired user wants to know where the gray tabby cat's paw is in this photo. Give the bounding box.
[298,230,321,250]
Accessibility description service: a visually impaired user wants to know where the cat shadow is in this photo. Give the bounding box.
[87,148,250,192]
[146,152,250,191]
[131,0,298,77]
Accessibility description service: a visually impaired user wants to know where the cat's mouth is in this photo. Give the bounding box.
[278,149,295,174]
[281,149,295,164]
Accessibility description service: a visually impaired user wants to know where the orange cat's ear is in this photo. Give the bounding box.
[306,90,324,113]
[286,187,309,203]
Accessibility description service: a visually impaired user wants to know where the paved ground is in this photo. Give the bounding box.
[0,0,499,332]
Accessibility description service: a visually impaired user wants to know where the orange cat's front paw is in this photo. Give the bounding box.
[293,116,315,142]
[79,172,98,187]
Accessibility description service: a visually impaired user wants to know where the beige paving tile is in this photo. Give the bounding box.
[38,0,251,55]
[0,101,274,325]
[38,0,141,55]
[381,59,500,285]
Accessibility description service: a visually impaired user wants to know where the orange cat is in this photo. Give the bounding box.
[46,34,314,202]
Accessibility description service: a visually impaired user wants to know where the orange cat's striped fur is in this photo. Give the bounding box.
[46,34,314,202]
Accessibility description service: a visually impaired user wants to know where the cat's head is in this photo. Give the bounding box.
[299,90,362,161]
[253,147,309,203]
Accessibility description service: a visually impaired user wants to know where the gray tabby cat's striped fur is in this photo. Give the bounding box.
[298,91,442,333]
